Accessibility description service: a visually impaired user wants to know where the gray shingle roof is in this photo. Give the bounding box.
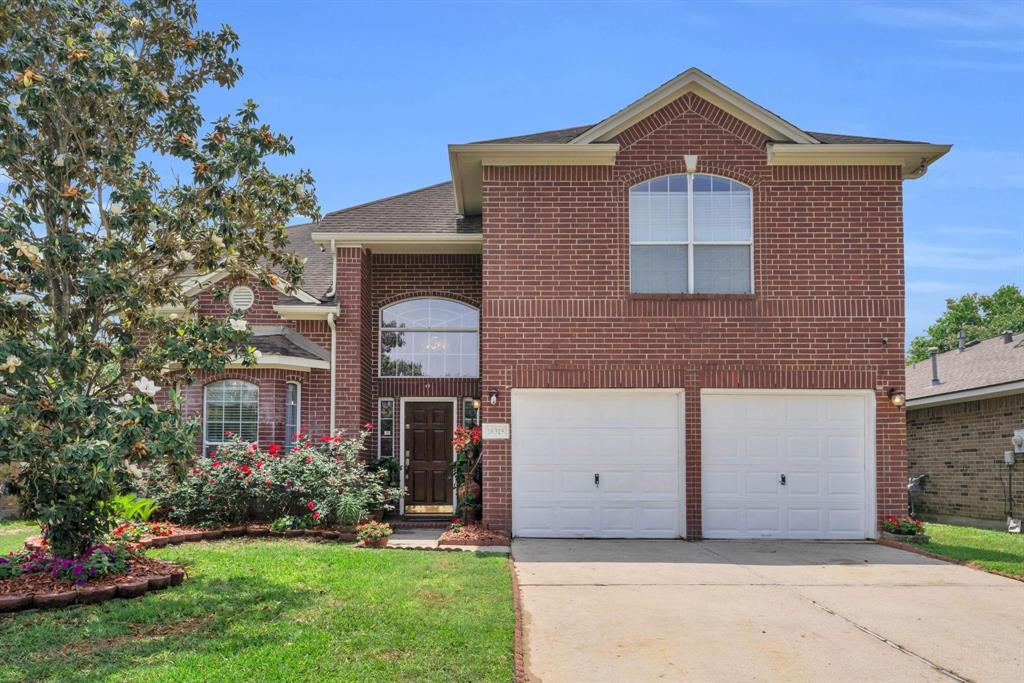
[316,182,480,236]
[807,131,927,145]
[283,221,334,302]
[245,326,329,362]
[468,124,596,145]
[906,332,1024,401]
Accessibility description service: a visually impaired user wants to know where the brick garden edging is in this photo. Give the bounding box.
[878,538,1024,584]
[0,560,185,614]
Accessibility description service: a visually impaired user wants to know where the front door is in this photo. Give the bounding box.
[404,401,454,514]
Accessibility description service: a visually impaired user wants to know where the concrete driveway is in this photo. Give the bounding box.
[513,540,1024,682]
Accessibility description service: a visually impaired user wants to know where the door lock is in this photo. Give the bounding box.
[594,473,600,487]
[779,474,787,486]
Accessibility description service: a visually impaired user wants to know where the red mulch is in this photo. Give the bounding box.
[438,524,509,546]
[0,557,179,596]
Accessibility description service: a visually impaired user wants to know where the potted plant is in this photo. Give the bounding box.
[452,426,482,513]
[881,515,929,544]
[357,521,393,548]
[457,494,481,524]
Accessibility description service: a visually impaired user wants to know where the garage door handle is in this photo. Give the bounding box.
[779,474,786,486]
[594,473,600,487]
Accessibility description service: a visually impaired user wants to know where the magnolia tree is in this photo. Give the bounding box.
[0,0,319,557]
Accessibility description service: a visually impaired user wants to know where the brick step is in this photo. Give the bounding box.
[385,517,450,529]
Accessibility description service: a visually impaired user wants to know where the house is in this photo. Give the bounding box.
[906,332,1024,527]
[175,68,951,539]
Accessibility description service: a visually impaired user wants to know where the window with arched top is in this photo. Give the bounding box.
[203,380,258,455]
[629,173,752,294]
[380,298,479,377]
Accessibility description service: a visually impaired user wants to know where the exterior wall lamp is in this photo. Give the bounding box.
[488,389,499,406]
[887,388,906,408]
[471,398,481,410]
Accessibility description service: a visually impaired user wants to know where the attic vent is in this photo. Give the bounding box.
[229,286,255,311]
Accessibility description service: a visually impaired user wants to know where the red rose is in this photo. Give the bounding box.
[306,501,315,510]
[268,443,281,455]
[305,455,313,464]
[224,431,233,437]
[256,460,264,469]
[212,460,220,468]
[264,479,271,487]
[363,421,374,431]
[312,510,320,521]
[320,435,333,442]
[209,450,216,458]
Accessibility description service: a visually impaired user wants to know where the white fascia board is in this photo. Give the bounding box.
[569,68,818,145]
[272,304,340,320]
[179,267,320,304]
[448,143,619,215]
[227,355,330,372]
[767,143,952,179]
[906,380,1024,409]
[310,231,482,254]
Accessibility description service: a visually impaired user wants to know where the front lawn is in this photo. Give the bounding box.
[0,519,36,555]
[0,539,514,682]
[923,522,1024,577]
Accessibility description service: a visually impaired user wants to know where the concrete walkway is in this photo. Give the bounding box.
[513,539,1024,683]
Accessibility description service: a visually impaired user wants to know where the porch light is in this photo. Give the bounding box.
[887,388,906,408]
[472,398,481,410]
[489,389,498,406]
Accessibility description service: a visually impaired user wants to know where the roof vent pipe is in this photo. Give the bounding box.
[929,347,940,386]
[1003,330,1014,344]
[958,330,966,352]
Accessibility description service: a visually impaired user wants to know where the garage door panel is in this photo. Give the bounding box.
[702,392,872,540]
[513,391,683,538]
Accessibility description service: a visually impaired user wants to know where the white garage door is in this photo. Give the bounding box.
[512,390,684,538]
[702,391,875,540]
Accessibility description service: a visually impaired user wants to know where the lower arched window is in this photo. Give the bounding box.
[204,380,259,455]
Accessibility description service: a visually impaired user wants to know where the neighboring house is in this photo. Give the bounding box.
[906,332,1024,527]
[174,68,950,539]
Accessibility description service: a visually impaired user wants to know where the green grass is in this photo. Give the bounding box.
[0,539,514,682]
[0,519,36,555]
[923,522,1024,577]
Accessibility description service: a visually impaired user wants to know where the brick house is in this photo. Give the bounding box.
[906,332,1024,527]
[174,68,950,539]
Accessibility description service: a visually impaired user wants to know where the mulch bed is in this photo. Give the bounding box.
[438,524,509,546]
[0,556,179,596]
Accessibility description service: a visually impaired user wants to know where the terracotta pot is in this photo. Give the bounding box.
[147,575,172,590]
[168,569,186,586]
[223,526,247,538]
[202,529,224,541]
[76,584,117,604]
[246,526,269,537]
[362,536,389,549]
[33,590,77,609]
[283,529,303,538]
[0,593,33,612]
[116,578,149,598]
[461,507,480,524]
[148,536,169,548]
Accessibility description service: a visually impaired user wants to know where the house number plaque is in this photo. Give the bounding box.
[481,423,510,440]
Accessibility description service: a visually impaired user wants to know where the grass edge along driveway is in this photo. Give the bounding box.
[0,534,514,683]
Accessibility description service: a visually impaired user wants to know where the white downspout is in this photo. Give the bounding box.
[327,239,337,434]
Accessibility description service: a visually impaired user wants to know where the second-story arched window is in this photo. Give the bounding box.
[630,173,752,294]
[380,298,479,377]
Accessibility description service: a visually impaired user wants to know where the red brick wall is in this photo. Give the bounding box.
[480,92,908,537]
[908,394,1024,523]
[182,278,332,448]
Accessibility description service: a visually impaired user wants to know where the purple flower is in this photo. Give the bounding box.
[72,565,83,575]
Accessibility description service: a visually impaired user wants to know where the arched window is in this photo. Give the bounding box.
[630,173,752,294]
[204,380,259,455]
[380,298,479,377]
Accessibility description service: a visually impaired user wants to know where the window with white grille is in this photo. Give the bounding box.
[203,380,259,455]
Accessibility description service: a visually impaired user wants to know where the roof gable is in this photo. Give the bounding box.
[569,68,819,146]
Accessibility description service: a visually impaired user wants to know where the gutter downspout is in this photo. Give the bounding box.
[327,239,337,434]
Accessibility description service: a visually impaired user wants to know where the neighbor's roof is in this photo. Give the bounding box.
[906,332,1024,403]
[316,182,481,236]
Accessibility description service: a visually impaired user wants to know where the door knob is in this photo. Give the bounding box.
[779,474,787,486]
[594,473,600,487]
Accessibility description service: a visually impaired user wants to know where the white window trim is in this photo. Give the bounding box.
[284,381,301,449]
[203,380,259,455]
[378,297,480,379]
[378,397,395,459]
[462,397,481,428]
[629,173,755,294]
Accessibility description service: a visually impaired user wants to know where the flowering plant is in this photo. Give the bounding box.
[111,521,172,542]
[449,517,464,533]
[356,521,392,541]
[0,544,131,584]
[883,515,925,535]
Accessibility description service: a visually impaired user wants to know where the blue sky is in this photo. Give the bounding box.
[191,1,1018,344]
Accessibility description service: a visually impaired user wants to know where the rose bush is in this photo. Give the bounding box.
[146,426,401,527]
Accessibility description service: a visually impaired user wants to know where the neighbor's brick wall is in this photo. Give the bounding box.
[908,394,1024,522]
[480,92,908,537]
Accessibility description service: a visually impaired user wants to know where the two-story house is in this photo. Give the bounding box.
[176,68,949,539]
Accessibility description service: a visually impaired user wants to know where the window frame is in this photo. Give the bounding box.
[462,397,481,428]
[202,379,259,456]
[378,297,480,378]
[378,397,395,459]
[284,381,301,449]
[629,173,754,295]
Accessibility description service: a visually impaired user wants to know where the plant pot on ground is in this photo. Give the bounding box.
[356,521,393,548]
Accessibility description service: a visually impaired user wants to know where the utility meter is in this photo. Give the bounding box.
[1013,430,1024,454]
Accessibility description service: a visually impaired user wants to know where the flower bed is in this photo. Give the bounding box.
[438,521,509,547]
[881,515,930,544]
[0,551,184,613]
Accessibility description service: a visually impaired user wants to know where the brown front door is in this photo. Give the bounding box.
[405,401,453,513]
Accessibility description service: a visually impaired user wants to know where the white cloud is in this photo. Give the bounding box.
[906,241,1023,271]
[852,1,1024,32]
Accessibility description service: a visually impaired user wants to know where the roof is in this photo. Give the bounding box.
[316,182,480,236]
[282,221,334,301]
[245,326,329,362]
[469,125,597,145]
[807,131,927,145]
[906,332,1024,403]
